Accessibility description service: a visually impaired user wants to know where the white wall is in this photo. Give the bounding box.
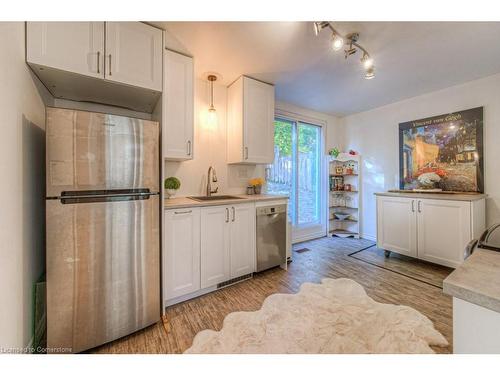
[342,73,500,240]
[0,22,48,349]
[164,79,266,196]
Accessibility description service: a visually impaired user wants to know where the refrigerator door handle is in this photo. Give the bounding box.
[57,191,159,204]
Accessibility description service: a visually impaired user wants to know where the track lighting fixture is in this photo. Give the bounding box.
[361,53,373,69]
[331,34,344,51]
[365,66,375,80]
[313,21,330,36]
[314,21,375,80]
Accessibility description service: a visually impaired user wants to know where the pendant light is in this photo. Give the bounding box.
[207,75,218,129]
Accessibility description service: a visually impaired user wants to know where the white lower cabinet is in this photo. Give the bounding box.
[376,196,417,258]
[200,203,256,288]
[164,202,257,306]
[200,206,231,288]
[417,199,471,266]
[163,208,200,300]
[376,195,485,268]
[229,203,256,278]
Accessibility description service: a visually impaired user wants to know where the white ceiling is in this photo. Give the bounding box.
[152,22,500,116]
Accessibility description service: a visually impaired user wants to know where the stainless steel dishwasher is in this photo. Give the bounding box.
[256,204,287,272]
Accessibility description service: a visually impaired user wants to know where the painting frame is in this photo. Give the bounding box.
[399,107,484,193]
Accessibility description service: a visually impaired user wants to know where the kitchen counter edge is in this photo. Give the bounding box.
[374,191,486,201]
[164,194,289,209]
[443,249,500,314]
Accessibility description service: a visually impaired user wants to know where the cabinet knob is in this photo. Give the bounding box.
[187,140,192,156]
[417,200,422,213]
[231,206,235,222]
[97,51,100,74]
[244,147,249,160]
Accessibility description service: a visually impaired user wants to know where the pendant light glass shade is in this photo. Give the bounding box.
[205,75,218,130]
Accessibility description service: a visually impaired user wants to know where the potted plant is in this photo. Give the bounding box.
[164,177,181,199]
[249,178,264,194]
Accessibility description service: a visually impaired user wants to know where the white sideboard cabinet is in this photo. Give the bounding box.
[376,193,485,268]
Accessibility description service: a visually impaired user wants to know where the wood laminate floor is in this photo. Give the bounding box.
[92,237,453,354]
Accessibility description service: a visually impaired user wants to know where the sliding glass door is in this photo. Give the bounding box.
[267,117,325,242]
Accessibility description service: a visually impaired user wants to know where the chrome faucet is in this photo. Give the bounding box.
[206,166,218,196]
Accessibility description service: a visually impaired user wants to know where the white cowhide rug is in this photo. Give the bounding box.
[185,278,448,354]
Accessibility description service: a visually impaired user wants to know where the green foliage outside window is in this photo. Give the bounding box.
[274,119,318,156]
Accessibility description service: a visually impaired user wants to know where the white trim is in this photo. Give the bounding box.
[292,232,326,244]
[361,233,377,242]
[275,108,327,127]
[165,285,218,308]
[164,274,254,309]
[272,113,327,242]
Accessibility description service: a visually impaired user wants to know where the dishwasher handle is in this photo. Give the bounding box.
[256,204,287,216]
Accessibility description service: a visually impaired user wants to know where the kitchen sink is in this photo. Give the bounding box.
[188,195,245,202]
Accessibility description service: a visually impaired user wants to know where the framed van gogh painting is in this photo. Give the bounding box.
[399,107,484,192]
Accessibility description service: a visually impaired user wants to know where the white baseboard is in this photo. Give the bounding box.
[292,231,326,244]
[360,233,376,242]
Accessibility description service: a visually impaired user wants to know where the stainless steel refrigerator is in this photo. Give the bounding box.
[45,107,160,353]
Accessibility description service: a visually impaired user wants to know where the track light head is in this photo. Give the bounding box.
[332,34,344,51]
[313,21,329,36]
[365,66,375,80]
[361,54,374,69]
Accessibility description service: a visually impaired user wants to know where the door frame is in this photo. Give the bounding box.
[274,109,327,243]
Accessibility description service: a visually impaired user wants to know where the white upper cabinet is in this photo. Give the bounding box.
[229,203,256,278]
[227,76,275,164]
[27,22,105,79]
[26,22,163,112]
[162,49,194,160]
[105,22,163,91]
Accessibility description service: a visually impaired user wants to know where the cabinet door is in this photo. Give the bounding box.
[164,208,200,300]
[105,22,162,91]
[376,196,417,257]
[201,206,230,288]
[230,203,256,278]
[417,199,471,268]
[163,50,194,160]
[243,77,275,164]
[27,22,104,78]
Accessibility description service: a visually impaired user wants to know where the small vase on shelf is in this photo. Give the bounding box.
[249,178,264,195]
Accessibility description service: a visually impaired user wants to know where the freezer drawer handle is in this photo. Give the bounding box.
[57,189,157,204]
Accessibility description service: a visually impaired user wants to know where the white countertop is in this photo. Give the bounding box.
[375,191,486,202]
[443,249,500,313]
[164,194,289,209]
